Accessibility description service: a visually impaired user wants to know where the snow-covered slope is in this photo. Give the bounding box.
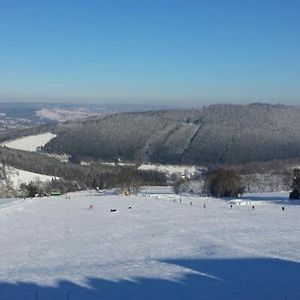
[1,132,56,152]
[6,166,58,188]
[0,188,299,299]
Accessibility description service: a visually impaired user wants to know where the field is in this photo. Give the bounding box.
[0,187,299,299]
[0,133,59,187]
[1,132,56,152]
[5,166,59,189]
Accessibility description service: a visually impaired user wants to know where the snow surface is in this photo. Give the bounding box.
[0,187,300,299]
[6,166,59,188]
[1,132,56,152]
[36,108,101,122]
[138,163,200,176]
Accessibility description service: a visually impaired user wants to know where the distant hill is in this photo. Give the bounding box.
[42,104,300,165]
[0,102,168,131]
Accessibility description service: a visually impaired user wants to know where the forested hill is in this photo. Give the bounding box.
[42,104,300,165]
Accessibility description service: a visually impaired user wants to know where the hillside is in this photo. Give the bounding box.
[42,104,300,165]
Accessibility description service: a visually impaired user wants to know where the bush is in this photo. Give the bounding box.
[205,168,244,198]
[173,177,188,194]
[20,182,41,198]
[44,178,81,194]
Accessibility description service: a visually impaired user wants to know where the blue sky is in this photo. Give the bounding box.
[0,0,299,105]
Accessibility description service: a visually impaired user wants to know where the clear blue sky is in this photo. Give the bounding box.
[0,0,299,105]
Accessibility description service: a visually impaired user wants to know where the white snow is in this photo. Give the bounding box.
[36,108,101,122]
[1,132,56,152]
[0,187,299,299]
[101,162,136,167]
[5,166,59,188]
[138,163,201,176]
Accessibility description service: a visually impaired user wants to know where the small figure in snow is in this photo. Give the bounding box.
[230,204,233,209]
[203,204,206,208]
[282,206,285,211]
[89,204,94,210]
[252,205,255,210]
[190,202,193,206]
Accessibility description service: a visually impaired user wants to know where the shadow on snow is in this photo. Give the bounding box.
[240,195,289,201]
[1,257,300,300]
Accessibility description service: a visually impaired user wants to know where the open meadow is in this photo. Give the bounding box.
[0,187,299,299]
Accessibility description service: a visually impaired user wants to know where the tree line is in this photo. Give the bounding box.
[0,146,167,197]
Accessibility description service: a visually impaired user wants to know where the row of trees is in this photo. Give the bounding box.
[174,168,244,197]
[2,139,300,198]
[174,167,299,198]
[20,179,81,198]
[89,167,167,194]
[1,168,167,198]
[0,146,168,197]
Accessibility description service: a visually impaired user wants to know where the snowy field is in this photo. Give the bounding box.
[0,187,300,299]
[7,167,59,188]
[1,132,56,152]
[0,164,59,189]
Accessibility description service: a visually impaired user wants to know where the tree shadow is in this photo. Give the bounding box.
[241,194,289,202]
[236,194,300,206]
[1,257,300,300]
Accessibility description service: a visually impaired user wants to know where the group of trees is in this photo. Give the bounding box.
[0,146,91,188]
[174,168,244,198]
[204,168,244,197]
[0,146,168,197]
[90,167,167,194]
[2,120,300,199]
[20,179,81,198]
[16,166,300,199]
[173,177,189,194]
[41,104,300,165]
[173,166,300,200]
